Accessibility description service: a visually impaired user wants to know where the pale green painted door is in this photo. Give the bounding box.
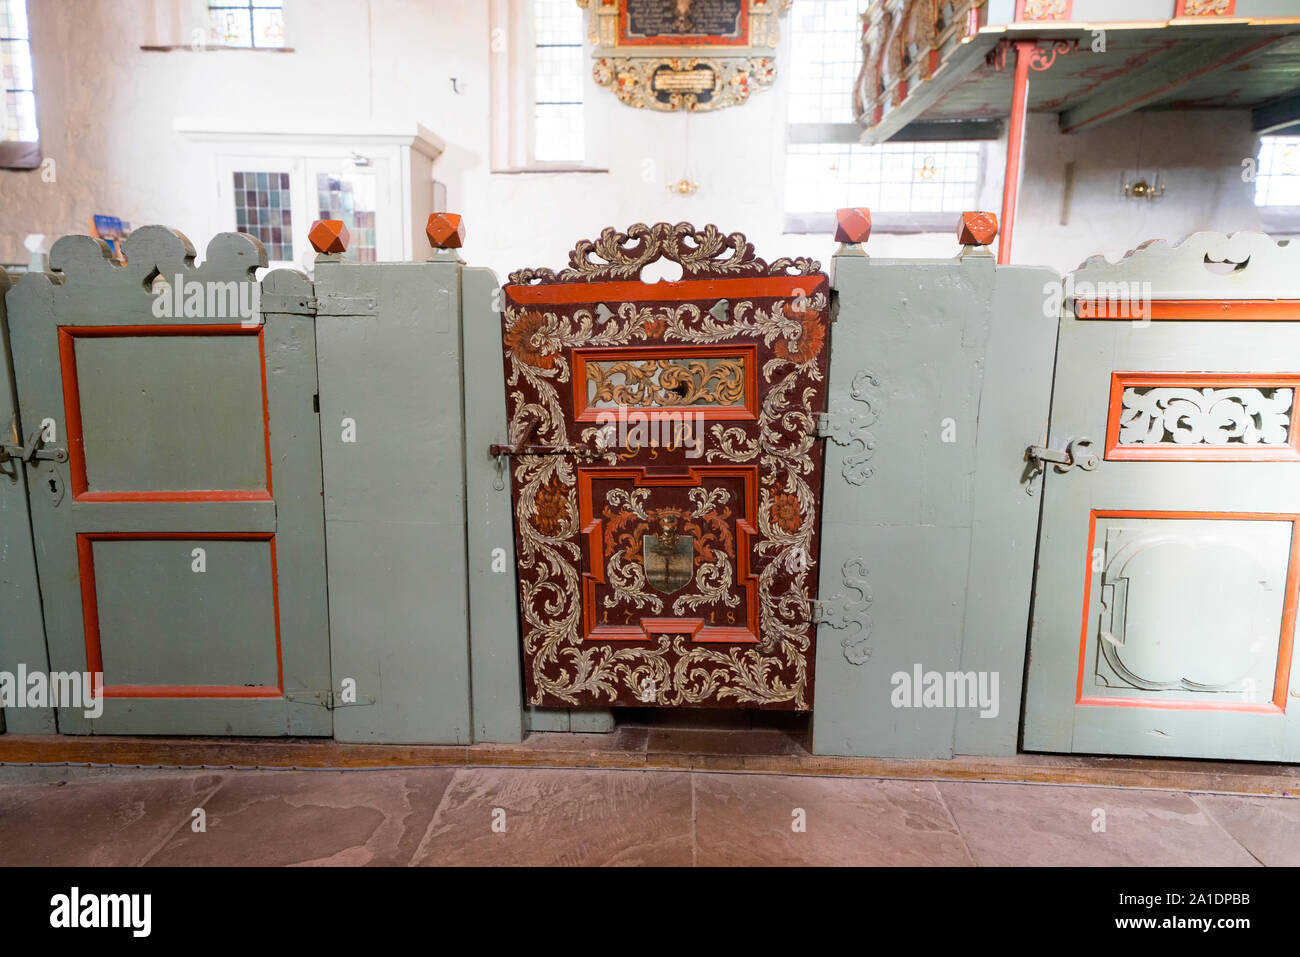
[1024,303,1300,762]
[6,229,331,735]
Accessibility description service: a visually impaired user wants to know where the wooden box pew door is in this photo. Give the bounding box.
[1024,233,1300,762]
[499,223,831,710]
[6,228,331,735]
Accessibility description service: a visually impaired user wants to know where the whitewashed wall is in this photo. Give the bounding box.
[0,0,1277,278]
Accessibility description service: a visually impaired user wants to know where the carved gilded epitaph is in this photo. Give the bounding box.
[501,223,830,709]
[583,0,791,112]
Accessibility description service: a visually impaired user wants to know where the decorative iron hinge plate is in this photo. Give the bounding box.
[284,690,376,709]
[806,559,875,665]
[259,294,379,317]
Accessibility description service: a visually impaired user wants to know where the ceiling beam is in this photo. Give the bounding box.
[1059,36,1282,135]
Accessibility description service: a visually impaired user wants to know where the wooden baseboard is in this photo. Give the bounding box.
[0,734,1297,796]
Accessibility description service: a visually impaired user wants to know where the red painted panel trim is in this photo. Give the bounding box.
[998,41,1034,264]
[59,325,273,502]
[1077,299,1300,321]
[577,465,761,643]
[78,531,285,701]
[1105,372,1300,462]
[571,343,759,423]
[617,1,750,47]
[505,275,827,306]
[1073,510,1299,714]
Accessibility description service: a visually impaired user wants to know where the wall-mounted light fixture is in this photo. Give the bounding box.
[668,178,699,196]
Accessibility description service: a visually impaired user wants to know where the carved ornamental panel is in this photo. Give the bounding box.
[500,223,830,709]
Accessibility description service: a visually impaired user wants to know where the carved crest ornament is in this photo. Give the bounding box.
[500,224,831,709]
[579,0,792,112]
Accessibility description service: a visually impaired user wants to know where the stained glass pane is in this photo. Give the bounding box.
[233,169,294,261]
[208,1,284,49]
[316,172,378,264]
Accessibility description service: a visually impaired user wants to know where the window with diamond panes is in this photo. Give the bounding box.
[208,0,285,49]
[233,170,293,261]
[317,172,378,264]
[534,0,584,162]
[1,0,38,144]
[1255,135,1300,207]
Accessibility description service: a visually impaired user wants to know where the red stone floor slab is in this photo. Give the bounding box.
[148,769,456,866]
[1190,794,1300,867]
[0,767,223,866]
[0,765,1290,866]
[409,767,694,866]
[693,773,973,866]
[937,782,1262,867]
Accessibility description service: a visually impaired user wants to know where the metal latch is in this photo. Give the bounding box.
[489,416,598,461]
[284,689,376,709]
[1024,437,1098,491]
[0,430,68,465]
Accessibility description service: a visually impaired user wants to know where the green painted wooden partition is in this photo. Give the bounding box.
[4,229,331,735]
[810,244,1058,758]
[1025,231,1300,763]
[0,269,54,733]
[312,247,523,744]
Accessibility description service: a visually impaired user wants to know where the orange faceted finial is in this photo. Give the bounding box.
[834,207,872,244]
[309,219,350,254]
[958,211,998,247]
[426,212,466,249]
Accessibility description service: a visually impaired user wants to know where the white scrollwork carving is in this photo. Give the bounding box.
[1119,387,1292,446]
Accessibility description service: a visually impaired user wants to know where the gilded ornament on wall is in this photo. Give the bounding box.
[579,0,791,112]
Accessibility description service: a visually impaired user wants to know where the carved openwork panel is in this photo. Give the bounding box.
[1079,513,1298,712]
[500,223,830,709]
[1106,373,1300,461]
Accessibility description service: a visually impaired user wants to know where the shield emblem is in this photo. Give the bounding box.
[643,516,694,594]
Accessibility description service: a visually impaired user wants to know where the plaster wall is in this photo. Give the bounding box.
[0,0,1279,279]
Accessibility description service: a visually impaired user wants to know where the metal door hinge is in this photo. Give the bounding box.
[0,430,67,465]
[284,690,376,709]
[1023,437,1098,493]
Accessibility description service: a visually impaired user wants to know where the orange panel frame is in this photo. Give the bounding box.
[78,531,285,700]
[1105,371,1300,462]
[1077,299,1300,321]
[577,465,760,644]
[1074,510,1299,714]
[571,343,759,423]
[59,324,273,503]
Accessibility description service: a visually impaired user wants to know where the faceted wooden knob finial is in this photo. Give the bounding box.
[426,212,466,249]
[309,219,350,254]
[958,211,998,247]
[834,207,872,244]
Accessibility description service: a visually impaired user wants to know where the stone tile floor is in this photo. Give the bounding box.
[0,763,1295,866]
